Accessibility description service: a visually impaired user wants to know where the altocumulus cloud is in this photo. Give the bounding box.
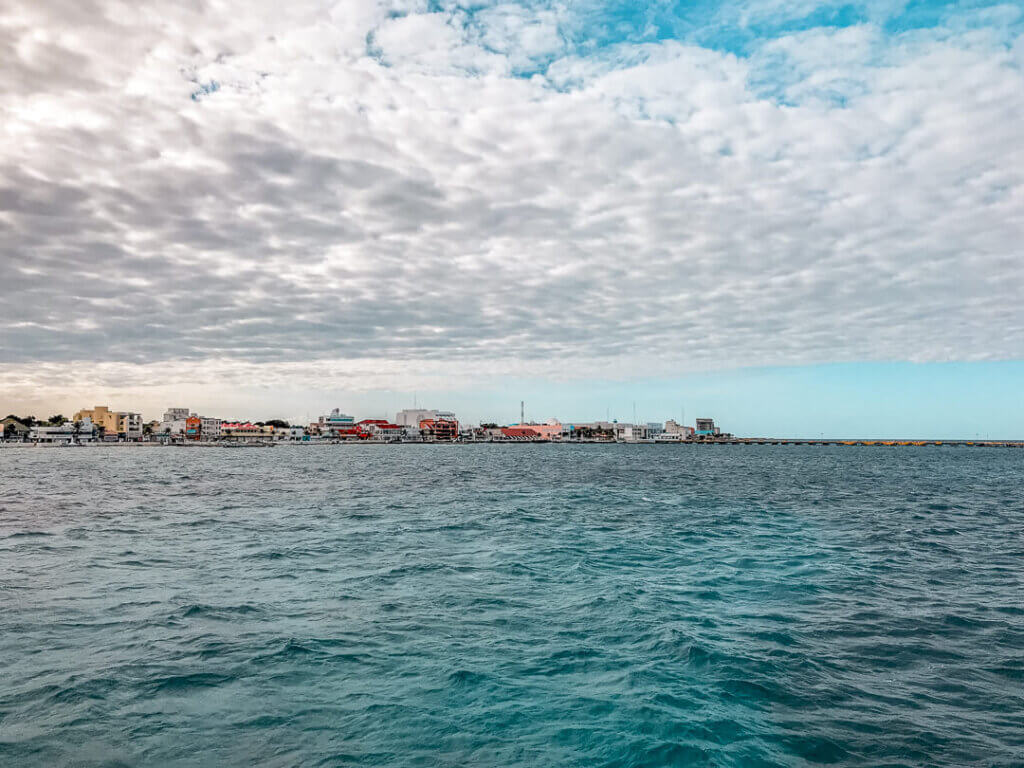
[1,0,1023,395]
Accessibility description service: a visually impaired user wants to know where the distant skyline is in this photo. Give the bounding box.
[5,361,1024,439]
[2,1,1023,435]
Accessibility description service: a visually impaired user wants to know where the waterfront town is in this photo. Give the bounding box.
[0,404,725,445]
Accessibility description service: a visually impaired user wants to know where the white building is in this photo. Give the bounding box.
[617,424,648,441]
[30,418,97,444]
[159,418,188,435]
[664,420,694,438]
[317,408,355,436]
[394,408,455,427]
[157,413,221,439]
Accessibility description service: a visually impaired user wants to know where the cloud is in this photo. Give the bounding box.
[1,0,1022,403]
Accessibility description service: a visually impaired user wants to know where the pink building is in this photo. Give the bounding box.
[509,421,563,440]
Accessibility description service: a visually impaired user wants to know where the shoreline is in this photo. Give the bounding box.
[4,439,1023,448]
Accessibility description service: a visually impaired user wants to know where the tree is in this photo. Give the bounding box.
[264,419,290,429]
[48,414,67,426]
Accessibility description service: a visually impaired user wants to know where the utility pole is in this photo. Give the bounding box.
[520,400,524,425]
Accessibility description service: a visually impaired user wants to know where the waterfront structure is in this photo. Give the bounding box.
[508,419,564,440]
[159,411,220,439]
[315,408,358,438]
[501,427,540,440]
[1,417,30,441]
[220,422,272,442]
[395,409,456,428]
[420,418,459,441]
[280,426,307,441]
[616,423,649,441]
[357,420,404,440]
[182,416,223,441]
[663,419,694,437]
[694,418,719,437]
[29,418,97,444]
[163,407,189,423]
[73,406,142,440]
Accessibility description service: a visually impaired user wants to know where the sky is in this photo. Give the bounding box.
[1,0,1022,436]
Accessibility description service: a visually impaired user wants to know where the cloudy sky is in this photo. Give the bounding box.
[2,0,1022,434]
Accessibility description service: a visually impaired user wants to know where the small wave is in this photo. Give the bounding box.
[178,603,262,620]
[148,672,234,693]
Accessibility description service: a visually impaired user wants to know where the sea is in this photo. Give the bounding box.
[1,444,1022,767]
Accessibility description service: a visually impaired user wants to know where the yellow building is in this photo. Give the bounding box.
[73,406,143,438]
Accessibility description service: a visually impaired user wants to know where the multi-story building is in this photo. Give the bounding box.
[220,422,271,442]
[159,412,220,439]
[508,419,564,440]
[357,420,404,440]
[694,418,719,436]
[420,418,459,441]
[662,420,695,439]
[163,407,189,423]
[30,418,97,444]
[315,408,357,438]
[617,423,647,441]
[73,406,142,440]
[395,409,455,427]
[184,416,221,440]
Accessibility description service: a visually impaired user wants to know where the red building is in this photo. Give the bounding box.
[357,419,403,439]
[420,418,459,441]
[185,416,202,441]
[500,427,540,440]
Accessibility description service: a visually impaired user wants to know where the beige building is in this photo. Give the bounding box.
[73,406,143,439]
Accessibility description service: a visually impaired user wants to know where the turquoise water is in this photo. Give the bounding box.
[1,445,1022,766]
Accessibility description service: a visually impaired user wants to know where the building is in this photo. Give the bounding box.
[159,412,220,439]
[163,407,189,423]
[357,419,404,440]
[182,416,222,441]
[694,418,720,437]
[199,417,221,440]
[73,406,142,440]
[1,417,30,441]
[220,422,271,442]
[395,409,456,427]
[563,422,616,440]
[500,427,540,440]
[268,426,306,441]
[316,408,357,438]
[29,418,97,444]
[617,423,648,441]
[508,419,563,440]
[420,418,459,441]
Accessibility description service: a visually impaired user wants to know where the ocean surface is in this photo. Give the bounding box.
[1,444,1022,767]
